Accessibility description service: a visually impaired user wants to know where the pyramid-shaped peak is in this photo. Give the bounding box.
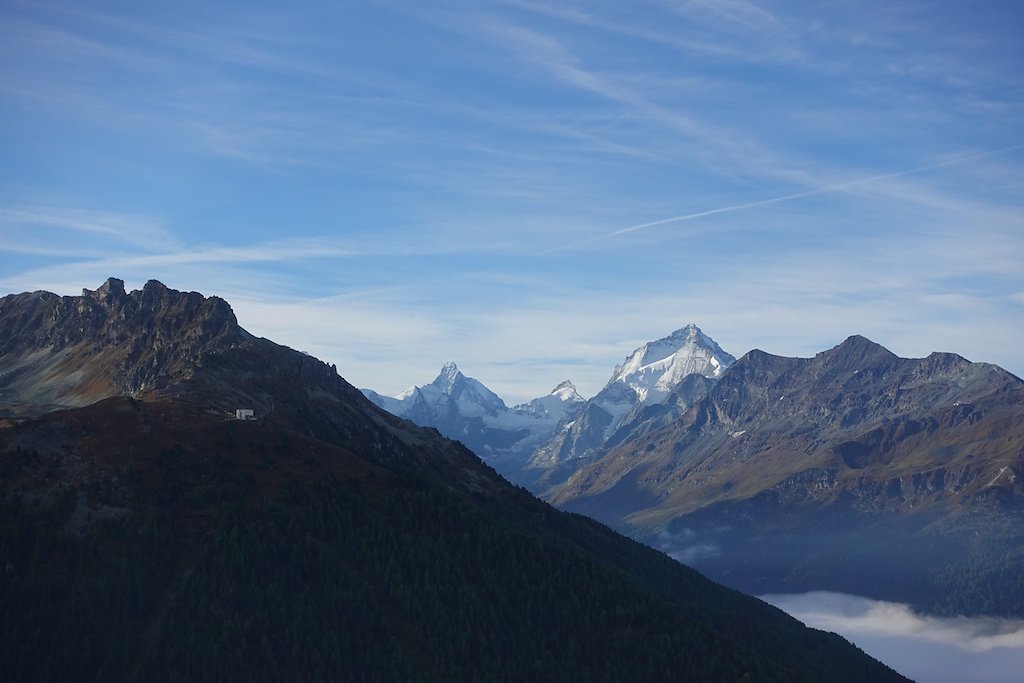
[662,323,726,350]
[607,324,736,404]
[635,324,735,367]
[817,335,900,370]
[842,334,878,346]
[669,323,702,338]
[832,335,896,356]
[550,380,583,402]
[431,362,464,392]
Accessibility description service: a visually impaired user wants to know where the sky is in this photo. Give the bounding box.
[764,592,1024,683]
[1,0,1022,404]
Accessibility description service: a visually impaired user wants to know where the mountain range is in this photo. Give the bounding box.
[365,321,1024,618]
[361,362,583,475]
[555,334,1024,521]
[0,279,905,681]
[363,323,734,488]
[555,334,1024,617]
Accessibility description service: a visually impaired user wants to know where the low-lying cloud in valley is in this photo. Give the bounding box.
[762,592,1024,683]
[655,528,720,564]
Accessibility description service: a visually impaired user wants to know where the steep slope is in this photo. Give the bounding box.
[607,322,733,402]
[0,278,492,487]
[362,365,583,478]
[552,336,1024,615]
[526,323,734,487]
[398,362,509,423]
[1,280,906,681]
[514,379,584,419]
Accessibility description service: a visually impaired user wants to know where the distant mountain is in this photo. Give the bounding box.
[551,335,1024,617]
[607,323,733,402]
[361,364,583,477]
[4,280,908,681]
[525,324,735,488]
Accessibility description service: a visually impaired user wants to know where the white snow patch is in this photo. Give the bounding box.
[986,466,1016,488]
[606,324,735,405]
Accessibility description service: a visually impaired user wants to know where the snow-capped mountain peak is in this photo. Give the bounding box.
[432,361,462,392]
[527,324,736,477]
[396,361,471,401]
[550,380,583,403]
[512,380,585,420]
[608,323,735,404]
[410,362,507,415]
[362,365,583,477]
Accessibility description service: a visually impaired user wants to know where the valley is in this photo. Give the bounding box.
[0,280,908,681]
[365,322,1024,619]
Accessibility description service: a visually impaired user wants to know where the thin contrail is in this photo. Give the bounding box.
[547,142,1024,252]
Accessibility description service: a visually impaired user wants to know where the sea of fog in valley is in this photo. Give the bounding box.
[762,592,1024,683]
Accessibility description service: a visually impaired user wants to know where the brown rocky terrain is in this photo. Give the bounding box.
[0,277,500,487]
[555,335,1024,523]
[550,335,1024,615]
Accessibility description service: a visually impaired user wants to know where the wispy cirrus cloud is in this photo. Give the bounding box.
[1,1,1021,402]
[497,0,763,61]
[665,0,786,34]
[0,206,179,253]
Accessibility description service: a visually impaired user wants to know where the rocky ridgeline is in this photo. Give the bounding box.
[0,278,243,403]
[0,278,360,418]
[553,335,1024,523]
[0,278,505,491]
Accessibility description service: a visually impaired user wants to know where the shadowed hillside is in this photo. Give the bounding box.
[0,281,907,682]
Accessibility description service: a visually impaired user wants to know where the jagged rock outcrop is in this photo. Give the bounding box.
[0,278,244,411]
[0,278,500,484]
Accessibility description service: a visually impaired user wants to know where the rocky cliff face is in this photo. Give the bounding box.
[0,278,244,412]
[549,335,1024,616]
[553,335,1024,524]
[0,278,500,487]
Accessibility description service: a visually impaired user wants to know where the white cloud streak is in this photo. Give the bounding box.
[1,2,1021,402]
[668,0,785,34]
[549,142,1024,251]
[0,206,180,253]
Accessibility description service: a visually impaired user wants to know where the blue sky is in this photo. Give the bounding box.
[2,0,1022,403]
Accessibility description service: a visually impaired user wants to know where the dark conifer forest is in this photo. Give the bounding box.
[0,409,905,682]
